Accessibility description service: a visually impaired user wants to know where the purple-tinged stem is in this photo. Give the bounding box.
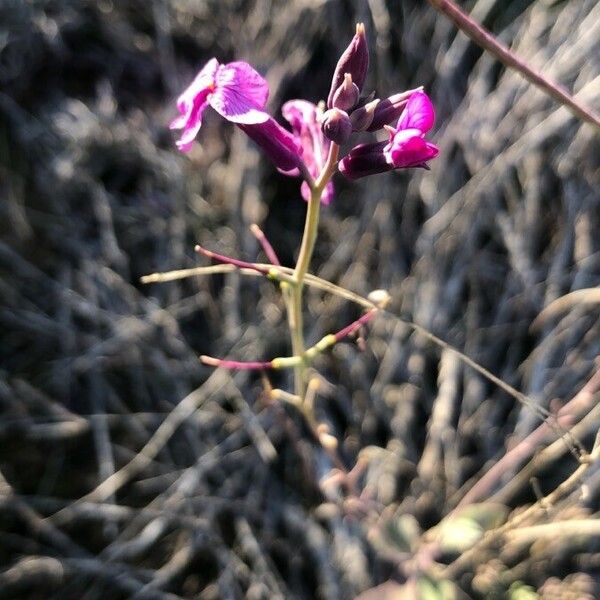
[194,244,270,276]
[250,224,281,266]
[426,0,600,129]
[454,366,600,509]
[333,309,377,342]
[199,309,378,372]
[200,355,274,370]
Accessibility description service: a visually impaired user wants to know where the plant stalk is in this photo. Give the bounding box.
[286,143,339,402]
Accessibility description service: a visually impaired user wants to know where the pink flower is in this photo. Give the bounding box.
[170,58,270,152]
[383,91,438,168]
[282,100,334,205]
[339,91,439,179]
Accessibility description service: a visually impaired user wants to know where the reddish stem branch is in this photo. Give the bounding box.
[455,366,600,509]
[194,244,270,276]
[199,309,378,371]
[200,355,273,370]
[334,309,377,342]
[426,0,600,129]
[250,224,281,266]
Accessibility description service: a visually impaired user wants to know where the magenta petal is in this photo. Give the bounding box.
[321,181,334,205]
[385,130,438,168]
[281,100,319,168]
[211,62,270,124]
[300,180,311,203]
[175,58,219,116]
[396,91,435,134]
[170,58,219,151]
[169,113,190,130]
[221,61,269,107]
[173,100,208,151]
[281,100,318,135]
[282,98,330,175]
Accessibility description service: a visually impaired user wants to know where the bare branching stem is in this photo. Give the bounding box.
[443,443,600,579]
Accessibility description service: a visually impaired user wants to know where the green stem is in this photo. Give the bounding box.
[286,143,339,402]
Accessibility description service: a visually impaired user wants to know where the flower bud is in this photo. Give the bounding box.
[332,73,360,111]
[338,141,392,180]
[366,89,419,131]
[321,108,352,145]
[349,98,380,131]
[327,23,369,109]
[367,289,391,308]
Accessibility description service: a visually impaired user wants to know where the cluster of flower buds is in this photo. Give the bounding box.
[322,26,420,140]
[321,23,439,178]
[319,24,369,145]
[170,24,438,202]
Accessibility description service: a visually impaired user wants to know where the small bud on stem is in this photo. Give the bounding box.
[321,108,353,145]
[327,23,369,109]
[332,73,360,111]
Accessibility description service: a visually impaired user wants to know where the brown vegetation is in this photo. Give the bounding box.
[0,1,598,598]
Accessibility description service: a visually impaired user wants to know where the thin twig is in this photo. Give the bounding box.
[454,367,600,508]
[443,444,600,579]
[531,288,600,329]
[200,309,379,370]
[425,0,600,128]
[140,262,584,457]
[250,223,281,266]
[505,519,600,544]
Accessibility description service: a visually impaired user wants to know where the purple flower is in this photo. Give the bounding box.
[170,58,270,152]
[282,100,334,205]
[339,91,439,179]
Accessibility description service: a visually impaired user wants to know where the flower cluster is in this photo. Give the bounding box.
[171,24,438,202]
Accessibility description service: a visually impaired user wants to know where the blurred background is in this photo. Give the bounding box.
[0,0,599,598]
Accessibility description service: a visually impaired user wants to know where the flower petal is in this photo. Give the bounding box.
[384,129,439,168]
[175,58,219,116]
[282,100,319,136]
[170,58,219,151]
[396,90,435,134]
[172,100,208,151]
[282,99,329,179]
[171,102,207,152]
[210,61,270,123]
[300,180,334,205]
